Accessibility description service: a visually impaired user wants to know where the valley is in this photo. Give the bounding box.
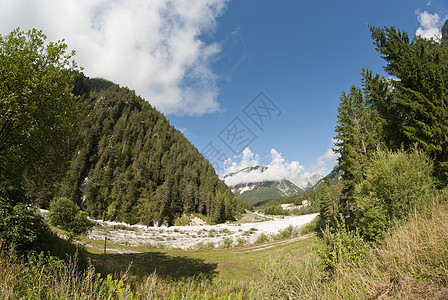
[72,211,318,252]
[79,215,318,284]
[2,13,448,299]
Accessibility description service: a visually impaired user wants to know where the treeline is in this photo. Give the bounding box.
[56,76,245,225]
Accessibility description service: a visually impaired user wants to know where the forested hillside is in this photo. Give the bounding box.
[56,76,244,225]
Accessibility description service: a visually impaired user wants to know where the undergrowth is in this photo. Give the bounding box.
[262,194,448,299]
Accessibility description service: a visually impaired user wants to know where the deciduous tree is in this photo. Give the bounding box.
[0,28,80,202]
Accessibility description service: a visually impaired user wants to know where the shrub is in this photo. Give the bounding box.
[0,197,49,256]
[264,204,286,215]
[300,215,325,235]
[221,237,233,248]
[49,197,94,235]
[254,233,271,244]
[315,216,369,275]
[275,225,299,240]
[353,148,434,241]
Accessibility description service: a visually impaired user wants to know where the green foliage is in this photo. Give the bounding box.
[0,197,48,256]
[315,216,369,275]
[254,233,271,244]
[221,237,233,248]
[353,148,434,241]
[0,252,135,299]
[352,197,388,242]
[300,215,325,235]
[49,197,94,235]
[334,84,382,198]
[264,203,286,215]
[274,225,300,240]
[60,77,242,225]
[0,28,81,203]
[335,24,448,203]
[319,178,343,224]
[368,25,448,185]
[333,23,448,245]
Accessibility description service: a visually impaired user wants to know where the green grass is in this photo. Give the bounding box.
[88,234,315,283]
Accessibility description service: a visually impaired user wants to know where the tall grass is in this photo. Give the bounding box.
[0,251,261,299]
[261,195,448,299]
[0,252,134,300]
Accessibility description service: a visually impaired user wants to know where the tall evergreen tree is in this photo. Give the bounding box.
[369,25,448,185]
[334,82,381,199]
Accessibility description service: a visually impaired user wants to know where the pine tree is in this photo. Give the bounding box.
[369,25,448,185]
[334,83,381,199]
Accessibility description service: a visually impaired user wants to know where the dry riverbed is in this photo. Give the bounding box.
[86,212,319,250]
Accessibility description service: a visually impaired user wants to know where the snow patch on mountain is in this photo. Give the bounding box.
[224,166,321,191]
[236,184,257,194]
[222,147,335,190]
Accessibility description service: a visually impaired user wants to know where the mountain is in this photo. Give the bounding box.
[306,166,343,193]
[231,180,303,205]
[223,166,323,205]
[224,166,323,190]
[57,75,246,225]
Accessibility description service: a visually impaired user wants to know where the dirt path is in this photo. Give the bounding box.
[238,232,317,253]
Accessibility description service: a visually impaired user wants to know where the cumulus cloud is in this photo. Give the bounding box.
[304,147,339,178]
[223,148,308,189]
[223,147,260,175]
[0,0,228,115]
[223,145,339,189]
[416,10,442,40]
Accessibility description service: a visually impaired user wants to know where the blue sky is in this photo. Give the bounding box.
[170,0,448,176]
[1,0,447,178]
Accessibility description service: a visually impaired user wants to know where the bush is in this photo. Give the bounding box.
[264,204,286,215]
[275,225,299,240]
[0,197,49,256]
[254,233,271,244]
[221,237,233,248]
[353,148,435,241]
[300,215,325,235]
[49,197,94,235]
[315,216,369,275]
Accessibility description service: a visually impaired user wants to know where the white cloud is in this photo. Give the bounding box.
[223,147,260,175]
[223,148,308,189]
[0,0,228,116]
[222,145,339,189]
[303,148,339,177]
[416,10,442,40]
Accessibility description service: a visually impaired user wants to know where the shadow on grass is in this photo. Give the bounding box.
[90,251,218,281]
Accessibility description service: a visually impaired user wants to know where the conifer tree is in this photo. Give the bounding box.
[334,83,381,199]
[59,76,243,224]
[369,25,448,185]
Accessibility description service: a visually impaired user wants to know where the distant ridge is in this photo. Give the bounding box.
[223,166,324,205]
